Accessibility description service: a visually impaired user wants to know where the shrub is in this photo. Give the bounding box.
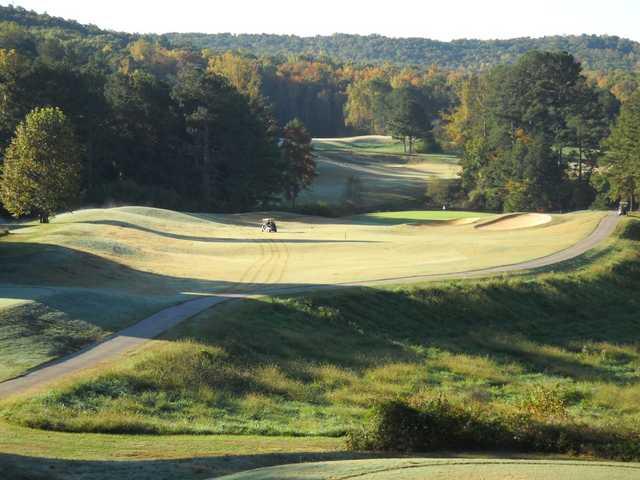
[347,396,640,460]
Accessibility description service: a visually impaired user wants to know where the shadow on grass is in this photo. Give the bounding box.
[0,450,574,480]
[0,451,390,480]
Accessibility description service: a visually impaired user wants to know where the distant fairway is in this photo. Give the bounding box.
[219,458,640,480]
[0,206,606,380]
[304,137,460,208]
[313,135,406,153]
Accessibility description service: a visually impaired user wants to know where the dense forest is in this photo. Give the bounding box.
[0,5,638,216]
[167,33,640,72]
[3,6,640,72]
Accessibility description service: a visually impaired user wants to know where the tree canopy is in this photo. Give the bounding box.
[281,119,315,208]
[449,51,619,212]
[1,106,81,222]
[601,91,640,209]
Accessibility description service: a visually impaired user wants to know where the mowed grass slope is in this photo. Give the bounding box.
[0,286,175,381]
[5,219,638,453]
[0,206,605,380]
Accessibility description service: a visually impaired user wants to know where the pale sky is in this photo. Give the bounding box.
[4,0,640,41]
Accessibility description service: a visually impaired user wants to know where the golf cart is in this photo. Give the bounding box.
[261,218,277,232]
[618,201,630,216]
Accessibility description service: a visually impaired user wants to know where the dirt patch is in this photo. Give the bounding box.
[475,214,552,231]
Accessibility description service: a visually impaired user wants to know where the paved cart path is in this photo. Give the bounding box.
[0,213,620,398]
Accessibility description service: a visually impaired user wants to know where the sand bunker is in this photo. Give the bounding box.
[449,217,483,226]
[475,213,552,231]
[409,217,483,228]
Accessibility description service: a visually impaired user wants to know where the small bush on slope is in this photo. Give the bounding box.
[347,395,640,460]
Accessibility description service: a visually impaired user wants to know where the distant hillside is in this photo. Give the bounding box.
[0,4,102,34]
[165,33,640,71]
[0,5,639,72]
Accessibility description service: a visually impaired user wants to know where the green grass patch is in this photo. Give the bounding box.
[353,210,493,225]
[313,136,458,159]
[3,219,639,458]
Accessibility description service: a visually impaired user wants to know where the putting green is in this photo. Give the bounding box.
[356,210,492,225]
[218,458,640,480]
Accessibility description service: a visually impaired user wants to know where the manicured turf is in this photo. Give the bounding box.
[355,210,493,225]
[312,135,402,152]
[312,135,455,156]
[0,207,605,379]
[219,458,640,480]
[5,219,638,447]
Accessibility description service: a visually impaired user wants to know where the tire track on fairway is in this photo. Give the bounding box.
[0,213,621,398]
[247,237,278,287]
[273,238,290,284]
[231,239,269,293]
[263,238,289,285]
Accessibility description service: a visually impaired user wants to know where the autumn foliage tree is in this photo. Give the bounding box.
[1,106,81,222]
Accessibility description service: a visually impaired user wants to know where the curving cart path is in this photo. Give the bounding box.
[0,213,621,398]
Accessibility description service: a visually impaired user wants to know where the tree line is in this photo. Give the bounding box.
[0,18,321,218]
[0,5,638,217]
[446,51,639,212]
[168,32,640,72]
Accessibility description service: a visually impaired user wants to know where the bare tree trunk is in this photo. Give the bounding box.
[578,144,583,182]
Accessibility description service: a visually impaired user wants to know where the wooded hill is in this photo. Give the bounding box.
[0,5,639,72]
[167,33,640,72]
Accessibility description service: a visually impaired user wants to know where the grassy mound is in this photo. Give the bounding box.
[3,219,639,458]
